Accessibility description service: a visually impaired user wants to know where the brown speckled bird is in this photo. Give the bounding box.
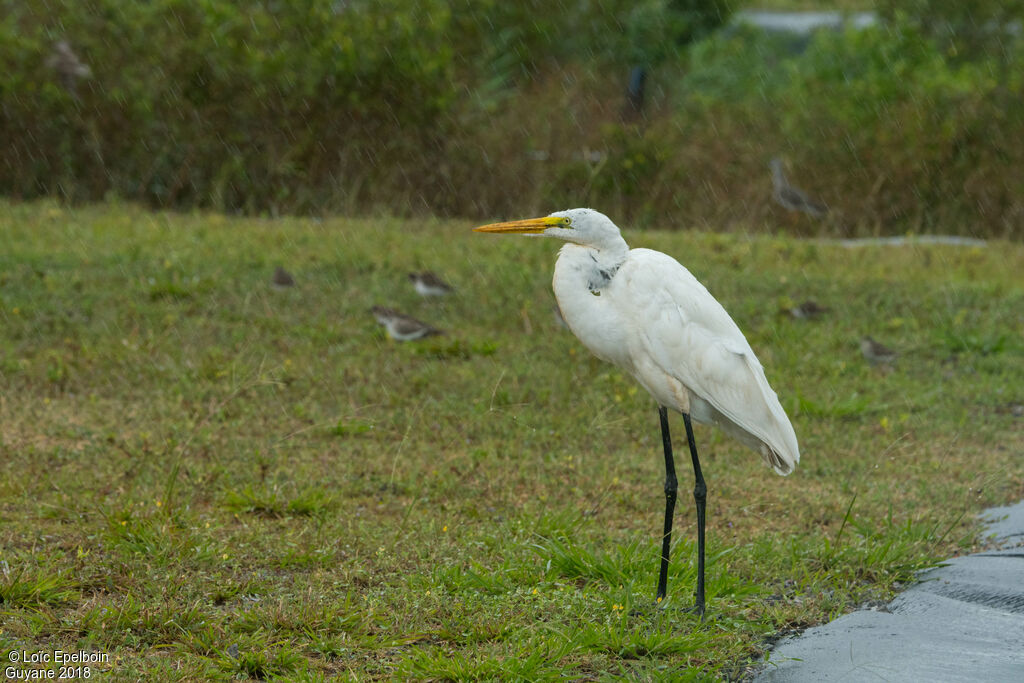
[408,271,454,297]
[789,300,829,320]
[770,158,828,218]
[860,337,898,365]
[271,266,295,289]
[371,306,442,341]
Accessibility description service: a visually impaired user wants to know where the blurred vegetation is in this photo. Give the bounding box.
[876,0,1024,62]
[2,0,1022,237]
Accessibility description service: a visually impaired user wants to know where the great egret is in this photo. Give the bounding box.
[371,306,442,341]
[475,208,800,615]
[770,158,828,218]
[409,271,454,297]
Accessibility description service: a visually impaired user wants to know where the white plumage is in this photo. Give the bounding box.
[475,207,800,614]
[481,208,799,473]
[554,243,799,475]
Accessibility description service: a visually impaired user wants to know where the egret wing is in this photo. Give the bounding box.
[619,250,800,474]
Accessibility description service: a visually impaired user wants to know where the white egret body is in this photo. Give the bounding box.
[475,208,800,614]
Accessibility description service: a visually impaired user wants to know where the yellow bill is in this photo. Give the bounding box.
[473,216,569,234]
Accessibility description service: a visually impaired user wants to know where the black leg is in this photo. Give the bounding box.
[656,406,677,603]
[683,413,707,617]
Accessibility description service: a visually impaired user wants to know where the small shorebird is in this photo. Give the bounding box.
[409,271,454,297]
[46,40,91,98]
[789,300,829,320]
[371,306,442,341]
[271,266,295,289]
[770,158,828,218]
[860,337,898,365]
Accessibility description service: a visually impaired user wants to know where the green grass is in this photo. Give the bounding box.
[0,199,1021,680]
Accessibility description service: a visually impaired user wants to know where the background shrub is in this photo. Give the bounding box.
[1,0,1021,237]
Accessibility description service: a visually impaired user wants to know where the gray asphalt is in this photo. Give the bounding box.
[733,9,877,34]
[755,500,1024,682]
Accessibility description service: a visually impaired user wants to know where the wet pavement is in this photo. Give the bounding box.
[834,235,988,248]
[733,9,877,34]
[755,500,1024,682]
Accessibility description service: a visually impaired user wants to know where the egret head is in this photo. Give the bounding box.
[474,208,624,251]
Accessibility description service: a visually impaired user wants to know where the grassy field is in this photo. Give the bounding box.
[1,200,1022,680]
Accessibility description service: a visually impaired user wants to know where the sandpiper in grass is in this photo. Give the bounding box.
[371,305,442,341]
[272,266,296,289]
[789,300,830,320]
[861,336,898,365]
[409,271,454,297]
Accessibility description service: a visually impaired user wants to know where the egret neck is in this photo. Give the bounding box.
[552,237,629,367]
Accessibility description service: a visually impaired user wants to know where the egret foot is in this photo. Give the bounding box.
[683,603,707,620]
